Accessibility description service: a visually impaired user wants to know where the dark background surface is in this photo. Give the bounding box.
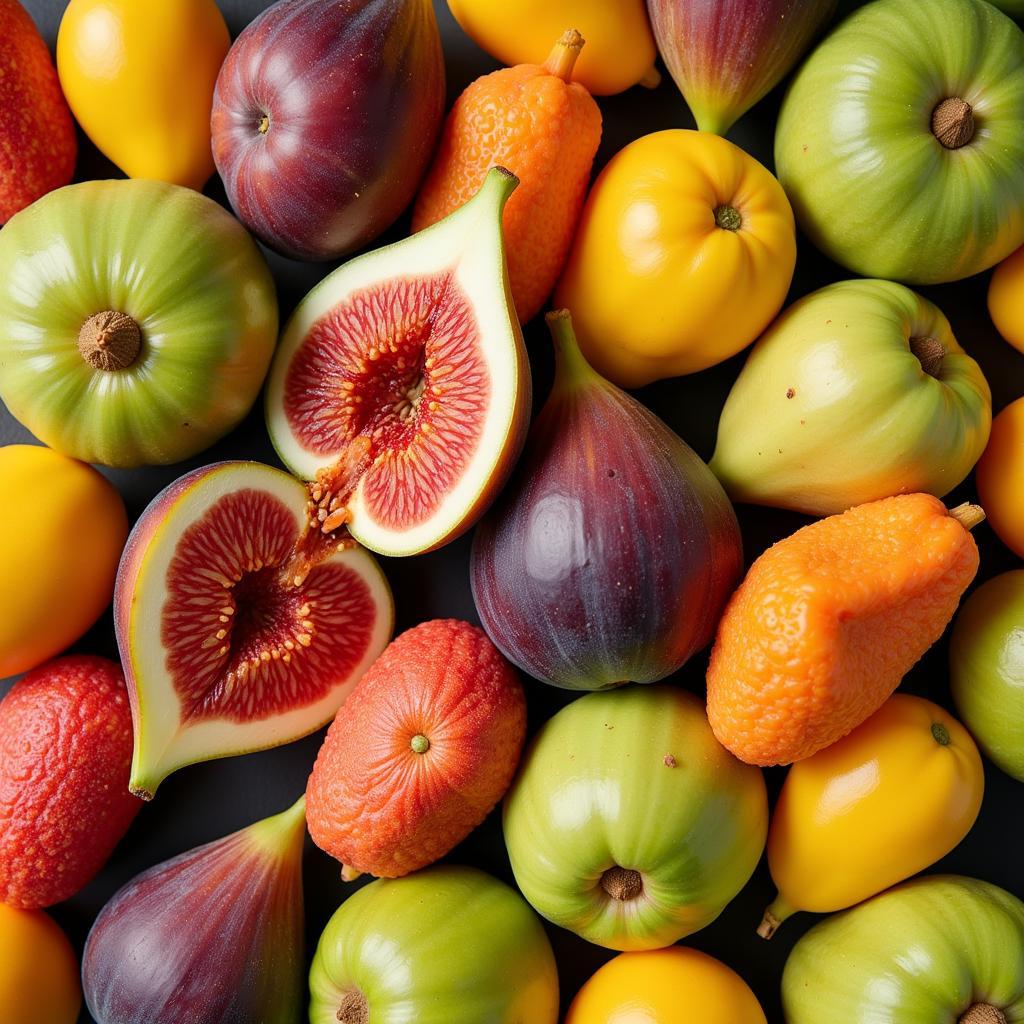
[4,2,1023,1022]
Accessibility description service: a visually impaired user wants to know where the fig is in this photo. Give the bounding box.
[211,0,445,261]
[116,461,394,799]
[646,0,836,135]
[265,167,531,557]
[471,310,742,690]
[83,797,306,1024]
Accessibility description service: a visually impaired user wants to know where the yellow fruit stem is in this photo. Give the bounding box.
[248,794,307,856]
[757,893,796,939]
[949,503,986,531]
[543,29,585,83]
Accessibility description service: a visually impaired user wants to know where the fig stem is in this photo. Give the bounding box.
[250,795,307,854]
[543,29,585,82]
[546,309,599,386]
[78,310,142,371]
[959,1005,1007,1024]
[932,97,975,149]
[949,502,986,531]
[757,894,795,939]
[600,866,643,901]
[909,335,945,378]
[337,989,369,1024]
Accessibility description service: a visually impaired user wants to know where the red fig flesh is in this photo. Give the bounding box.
[211,0,445,261]
[646,0,836,134]
[83,797,306,1024]
[471,311,742,690]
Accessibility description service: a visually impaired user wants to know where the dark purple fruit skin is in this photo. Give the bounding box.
[82,823,303,1024]
[471,364,743,691]
[211,0,445,261]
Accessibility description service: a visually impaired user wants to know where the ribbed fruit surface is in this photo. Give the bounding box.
[0,656,139,908]
[413,32,602,323]
[307,619,526,877]
[707,494,980,765]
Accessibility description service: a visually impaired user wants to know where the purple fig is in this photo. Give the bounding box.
[646,0,836,135]
[83,797,306,1024]
[211,0,445,261]
[470,310,742,691]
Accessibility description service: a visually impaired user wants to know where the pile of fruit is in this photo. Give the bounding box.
[2,0,1024,1020]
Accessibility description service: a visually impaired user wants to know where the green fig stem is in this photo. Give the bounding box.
[600,866,643,901]
[638,65,661,89]
[960,1005,1007,1024]
[478,165,519,210]
[338,989,369,1024]
[543,29,585,82]
[249,795,307,854]
[909,335,945,378]
[932,97,975,149]
[949,502,986,531]
[546,308,600,387]
[78,310,141,371]
[410,734,430,754]
[757,894,796,939]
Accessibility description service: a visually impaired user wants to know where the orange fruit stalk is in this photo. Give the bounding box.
[413,29,602,323]
[707,494,982,766]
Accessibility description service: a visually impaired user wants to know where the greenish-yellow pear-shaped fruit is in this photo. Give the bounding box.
[709,280,991,516]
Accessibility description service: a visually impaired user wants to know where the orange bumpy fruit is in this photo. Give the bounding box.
[0,904,81,1024]
[412,30,601,323]
[976,397,1024,558]
[707,493,981,766]
[566,947,767,1024]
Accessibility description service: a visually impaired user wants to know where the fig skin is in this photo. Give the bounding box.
[211,0,445,261]
[471,311,742,690]
[83,797,306,1024]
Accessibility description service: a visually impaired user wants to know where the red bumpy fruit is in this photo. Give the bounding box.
[0,655,140,908]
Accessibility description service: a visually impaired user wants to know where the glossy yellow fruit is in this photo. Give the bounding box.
[56,0,230,189]
[566,947,767,1024]
[447,0,658,96]
[760,693,984,938]
[0,445,128,677]
[989,245,1024,354]
[555,129,796,386]
[977,397,1024,559]
[0,904,81,1024]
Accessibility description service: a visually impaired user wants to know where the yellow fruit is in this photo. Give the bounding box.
[555,129,796,386]
[976,397,1024,559]
[760,693,984,937]
[447,0,657,96]
[0,904,81,1024]
[0,445,128,677]
[566,947,767,1023]
[56,0,229,189]
[988,244,1024,354]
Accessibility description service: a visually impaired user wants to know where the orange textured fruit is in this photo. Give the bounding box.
[0,0,76,222]
[707,494,981,766]
[306,619,526,879]
[412,29,602,324]
[0,656,140,908]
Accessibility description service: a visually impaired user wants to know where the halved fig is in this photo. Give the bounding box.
[115,461,394,799]
[265,167,531,557]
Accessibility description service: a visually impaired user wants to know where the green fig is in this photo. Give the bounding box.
[709,279,991,516]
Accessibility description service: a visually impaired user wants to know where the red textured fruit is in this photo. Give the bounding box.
[0,0,76,223]
[0,656,140,909]
[115,461,394,800]
[265,167,530,558]
[306,619,527,879]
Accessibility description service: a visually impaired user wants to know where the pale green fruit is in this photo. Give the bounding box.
[709,279,991,516]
